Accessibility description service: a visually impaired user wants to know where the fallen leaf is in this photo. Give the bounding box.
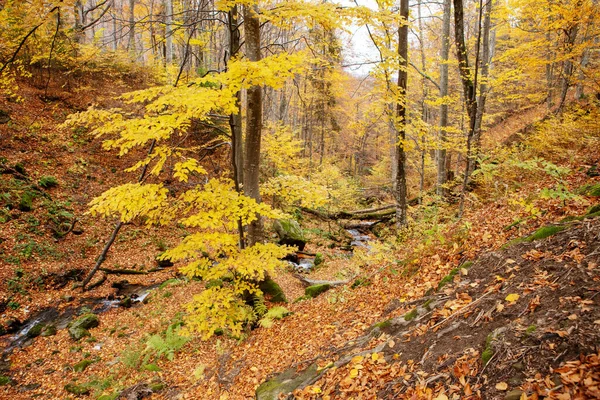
[433,394,449,400]
[388,340,395,348]
[496,382,508,391]
[505,293,520,302]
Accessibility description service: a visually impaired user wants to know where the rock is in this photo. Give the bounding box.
[0,375,12,386]
[118,297,133,308]
[26,323,44,338]
[505,390,524,400]
[256,364,319,400]
[64,383,90,395]
[313,253,324,266]
[68,314,99,341]
[273,220,307,251]
[259,278,287,303]
[73,359,93,372]
[5,318,21,334]
[156,253,174,268]
[304,284,332,298]
[40,324,57,337]
[512,362,525,372]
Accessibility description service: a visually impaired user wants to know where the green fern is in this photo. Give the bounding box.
[145,326,190,361]
[258,306,291,328]
[253,294,268,317]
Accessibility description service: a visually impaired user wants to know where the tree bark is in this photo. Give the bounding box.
[243,4,264,246]
[437,0,452,196]
[473,0,493,160]
[395,0,409,228]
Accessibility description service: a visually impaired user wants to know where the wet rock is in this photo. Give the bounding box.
[273,219,307,251]
[26,323,44,339]
[118,297,133,308]
[5,318,21,334]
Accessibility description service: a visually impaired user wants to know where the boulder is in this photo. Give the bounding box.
[273,220,307,251]
[304,284,332,298]
[68,314,99,341]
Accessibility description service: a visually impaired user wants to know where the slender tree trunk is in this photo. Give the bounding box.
[165,0,173,64]
[473,0,493,161]
[557,23,580,113]
[437,0,451,196]
[128,0,136,56]
[243,4,264,245]
[395,0,409,228]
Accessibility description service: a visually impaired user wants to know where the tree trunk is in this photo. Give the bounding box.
[165,0,173,64]
[437,0,451,196]
[473,0,493,160]
[128,0,136,56]
[395,0,409,228]
[243,4,264,246]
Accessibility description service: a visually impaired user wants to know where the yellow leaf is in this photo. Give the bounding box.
[351,355,364,364]
[311,386,322,394]
[505,293,520,302]
[371,353,380,361]
[496,382,508,391]
[350,368,359,378]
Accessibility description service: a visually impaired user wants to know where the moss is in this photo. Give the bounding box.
[26,323,44,338]
[460,261,474,269]
[304,284,332,298]
[149,382,165,392]
[481,347,494,365]
[525,225,565,242]
[41,324,57,337]
[404,308,418,321]
[423,298,434,310]
[525,325,537,335]
[313,253,324,266]
[437,268,459,290]
[159,278,182,289]
[503,219,523,231]
[372,319,391,330]
[38,176,58,188]
[0,376,11,386]
[587,204,600,215]
[293,295,310,303]
[73,359,94,372]
[578,183,600,197]
[259,278,287,303]
[64,383,90,395]
[351,277,371,289]
[18,191,34,212]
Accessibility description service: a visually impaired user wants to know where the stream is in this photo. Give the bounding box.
[0,282,159,356]
[1,226,375,356]
[287,224,374,272]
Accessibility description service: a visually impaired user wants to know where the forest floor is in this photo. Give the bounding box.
[0,73,599,400]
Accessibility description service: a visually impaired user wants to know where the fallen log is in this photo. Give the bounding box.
[99,267,148,275]
[292,273,355,287]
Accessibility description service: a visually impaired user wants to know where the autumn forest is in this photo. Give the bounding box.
[1,0,600,398]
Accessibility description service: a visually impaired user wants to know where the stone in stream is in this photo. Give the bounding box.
[273,219,307,251]
[68,314,99,341]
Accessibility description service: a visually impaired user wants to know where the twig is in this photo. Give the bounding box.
[431,291,492,331]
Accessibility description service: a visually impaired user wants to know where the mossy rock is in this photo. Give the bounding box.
[26,323,44,338]
[64,382,90,395]
[259,278,287,303]
[18,191,34,212]
[313,253,324,266]
[256,364,319,400]
[0,375,12,386]
[273,219,307,251]
[73,359,94,372]
[40,325,57,337]
[304,284,332,298]
[68,314,99,340]
[149,382,165,392]
[524,225,565,242]
[371,319,391,331]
